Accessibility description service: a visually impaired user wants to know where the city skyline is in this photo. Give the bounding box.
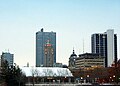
[0,0,120,66]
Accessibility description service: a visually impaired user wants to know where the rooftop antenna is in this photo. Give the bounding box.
[73,47,75,54]
[79,48,81,54]
[27,62,29,67]
[83,38,84,53]
[41,28,43,32]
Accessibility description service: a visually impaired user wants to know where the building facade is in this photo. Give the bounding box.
[36,28,56,67]
[68,49,77,69]
[75,53,105,68]
[91,29,117,67]
[44,40,54,67]
[1,52,14,67]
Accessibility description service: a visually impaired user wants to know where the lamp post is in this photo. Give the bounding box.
[80,77,83,83]
[87,75,90,83]
[113,75,115,83]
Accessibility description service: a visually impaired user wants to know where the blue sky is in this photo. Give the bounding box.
[0,0,120,66]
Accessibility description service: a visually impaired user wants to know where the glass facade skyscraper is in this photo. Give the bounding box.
[91,29,117,67]
[1,52,14,67]
[36,29,56,67]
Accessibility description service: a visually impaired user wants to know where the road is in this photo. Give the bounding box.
[25,83,120,86]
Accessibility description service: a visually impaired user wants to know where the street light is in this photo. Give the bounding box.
[113,75,115,78]
[87,75,89,78]
[87,75,90,83]
[112,75,116,82]
[81,77,83,79]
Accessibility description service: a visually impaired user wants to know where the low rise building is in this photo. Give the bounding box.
[75,53,105,69]
[21,67,74,83]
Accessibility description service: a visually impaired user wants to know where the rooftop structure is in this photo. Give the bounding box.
[21,67,73,77]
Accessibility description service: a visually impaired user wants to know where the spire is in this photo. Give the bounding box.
[73,48,75,54]
[70,48,77,57]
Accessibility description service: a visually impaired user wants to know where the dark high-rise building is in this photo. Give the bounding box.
[1,52,14,67]
[36,28,56,67]
[91,29,117,67]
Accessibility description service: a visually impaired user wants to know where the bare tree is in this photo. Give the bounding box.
[34,69,40,83]
[42,69,48,76]
[57,69,63,76]
[48,69,54,77]
[31,67,35,86]
[64,69,69,76]
[42,69,54,77]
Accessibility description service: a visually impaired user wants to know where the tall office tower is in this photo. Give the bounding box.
[36,28,56,67]
[1,52,14,67]
[91,29,117,67]
[44,40,54,67]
